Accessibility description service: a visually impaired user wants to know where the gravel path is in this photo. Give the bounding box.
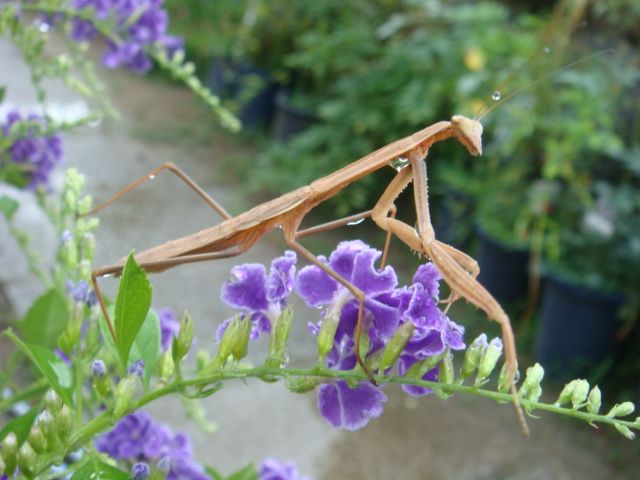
[0,38,637,479]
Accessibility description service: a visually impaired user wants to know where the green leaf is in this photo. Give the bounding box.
[0,410,37,446]
[100,307,160,387]
[0,195,19,220]
[205,466,225,480]
[226,464,258,480]
[6,330,74,406]
[71,460,129,480]
[114,253,152,367]
[21,288,69,348]
[0,163,29,189]
[0,86,5,103]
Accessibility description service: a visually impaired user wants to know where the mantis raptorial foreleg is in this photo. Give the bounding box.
[88,162,231,220]
[284,234,375,382]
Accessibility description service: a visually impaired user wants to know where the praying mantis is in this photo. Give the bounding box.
[89,114,528,433]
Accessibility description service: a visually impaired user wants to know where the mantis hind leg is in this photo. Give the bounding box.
[86,162,231,220]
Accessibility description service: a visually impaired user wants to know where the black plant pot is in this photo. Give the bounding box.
[534,274,625,379]
[271,89,317,142]
[476,228,530,305]
[206,58,278,130]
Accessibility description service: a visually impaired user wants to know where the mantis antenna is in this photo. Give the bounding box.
[475,49,613,121]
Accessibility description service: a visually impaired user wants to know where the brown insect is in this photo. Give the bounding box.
[89,115,527,434]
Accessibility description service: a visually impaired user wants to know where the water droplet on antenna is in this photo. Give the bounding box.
[491,91,501,101]
[347,218,365,226]
[391,157,409,171]
[543,46,551,54]
[149,174,155,179]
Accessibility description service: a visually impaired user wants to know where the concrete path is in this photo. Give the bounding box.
[0,38,637,479]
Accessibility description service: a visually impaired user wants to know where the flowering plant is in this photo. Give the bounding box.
[1,2,639,480]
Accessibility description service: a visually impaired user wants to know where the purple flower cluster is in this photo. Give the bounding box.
[259,458,311,480]
[95,411,210,480]
[222,241,465,431]
[218,251,297,342]
[1,110,62,189]
[69,0,183,73]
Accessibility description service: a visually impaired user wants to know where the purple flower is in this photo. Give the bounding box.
[317,380,387,432]
[66,279,97,306]
[1,110,63,189]
[127,359,145,378]
[259,458,312,480]
[91,359,106,377]
[69,0,183,73]
[55,348,72,365]
[157,307,180,351]
[218,251,296,341]
[294,240,466,429]
[95,411,210,480]
[132,463,150,480]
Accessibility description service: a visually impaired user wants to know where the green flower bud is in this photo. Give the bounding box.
[27,424,46,453]
[81,233,95,261]
[607,401,635,418]
[79,259,93,281]
[571,379,590,409]
[286,376,320,393]
[159,351,175,381]
[587,386,602,415]
[77,195,93,216]
[231,316,251,361]
[38,411,58,446]
[436,350,455,400]
[57,405,73,442]
[215,316,242,366]
[614,423,636,440]
[174,311,194,363]
[461,334,487,379]
[497,362,518,394]
[44,389,62,414]
[17,441,36,476]
[1,432,18,476]
[525,384,542,403]
[267,307,293,367]
[317,312,340,361]
[476,338,503,386]
[379,321,414,374]
[64,168,85,195]
[64,189,78,213]
[519,363,544,398]
[405,353,444,380]
[61,237,79,269]
[555,379,578,406]
[113,375,138,419]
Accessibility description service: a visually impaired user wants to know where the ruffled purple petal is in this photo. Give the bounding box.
[221,264,268,311]
[403,284,442,331]
[267,251,296,303]
[404,328,446,360]
[328,240,369,280]
[295,262,337,307]
[412,263,441,299]
[317,380,387,431]
[259,458,311,480]
[350,248,397,295]
[445,319,465,350]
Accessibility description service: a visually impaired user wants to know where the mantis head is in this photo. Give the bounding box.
[451,115,483,156]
